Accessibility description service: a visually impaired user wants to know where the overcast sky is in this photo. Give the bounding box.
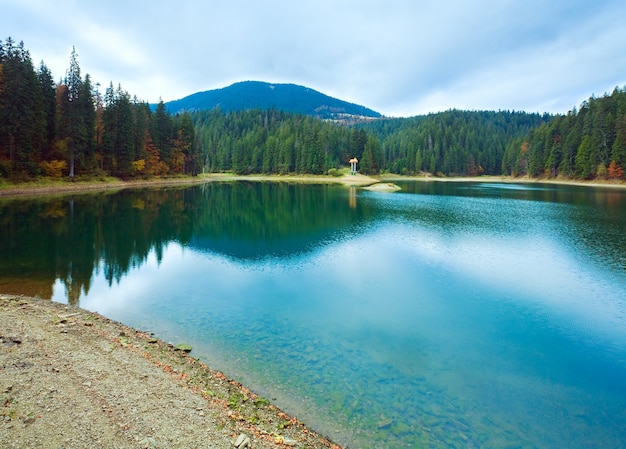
[2,0,625,117]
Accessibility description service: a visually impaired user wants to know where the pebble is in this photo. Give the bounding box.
[138,436,156,447]
[234,433,250,448]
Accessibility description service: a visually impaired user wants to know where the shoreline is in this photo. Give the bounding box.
[0,294,343,449]
[1,172,624,198]
[0,173,380,198]
[378,174,626,189]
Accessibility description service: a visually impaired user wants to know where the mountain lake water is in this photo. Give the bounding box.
[1,180,625,448]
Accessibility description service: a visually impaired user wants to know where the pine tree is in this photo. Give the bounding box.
[37,62,56,161]
[152,100,172,165]
[575,135,595,179]
[114,85,135,178]
[611,112,626,173]
[177,112,198,175]
[59,46,90,179]
[100,82,116,173]
[79,74,96,172]
[0,38,43,177]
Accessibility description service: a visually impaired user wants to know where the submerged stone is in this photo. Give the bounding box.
[174,343,192,353]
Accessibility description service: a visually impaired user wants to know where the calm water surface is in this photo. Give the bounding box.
[1,181,625,448]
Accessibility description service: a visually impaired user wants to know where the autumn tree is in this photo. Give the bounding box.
[607,160,624,179]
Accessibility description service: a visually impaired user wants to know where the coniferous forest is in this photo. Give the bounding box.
[0,38,197,180]
[1,37,625,181]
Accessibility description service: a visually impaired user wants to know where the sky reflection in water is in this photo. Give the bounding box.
[48,182,626,449]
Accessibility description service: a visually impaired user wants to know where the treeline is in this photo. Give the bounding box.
[0,37,199,180]
[363,110,549,176]
[193,108,546,177]
[194,108,383,175]
[2,38,625,181]
[502,87,626,179]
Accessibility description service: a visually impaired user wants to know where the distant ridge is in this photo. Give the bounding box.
[162,81,382,120]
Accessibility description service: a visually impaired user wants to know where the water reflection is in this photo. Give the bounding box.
[1,181,626,449]
[190,182,373,260]
[0,182,374,303]
[397,179,626,207]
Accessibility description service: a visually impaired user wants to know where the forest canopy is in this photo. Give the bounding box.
[1,37,625,181]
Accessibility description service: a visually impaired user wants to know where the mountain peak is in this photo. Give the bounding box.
[163,81,382,121]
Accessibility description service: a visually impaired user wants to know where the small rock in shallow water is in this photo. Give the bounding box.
[377,418,393,429]
[174,343,192,352]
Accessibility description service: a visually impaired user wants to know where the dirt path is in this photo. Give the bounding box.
[0,295,341,449]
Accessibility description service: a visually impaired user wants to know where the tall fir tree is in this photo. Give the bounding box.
[60,47,87,179]
[37,61,57,161]
[0,38,44,176]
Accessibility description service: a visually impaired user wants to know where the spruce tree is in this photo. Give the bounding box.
[0,38,43,176]
[37,62,57,161]
[61,47,85,179]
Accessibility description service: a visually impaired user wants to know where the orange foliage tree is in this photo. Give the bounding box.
[141,131,168,177]
[607,160,624,179]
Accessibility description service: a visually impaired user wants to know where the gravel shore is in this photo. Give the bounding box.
[0,294,342,449]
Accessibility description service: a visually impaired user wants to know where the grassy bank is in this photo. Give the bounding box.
[0,172,381,198]
[378,174,626,189]
[2,172,624,199]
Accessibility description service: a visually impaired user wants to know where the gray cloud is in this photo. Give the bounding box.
[2,0,625,116]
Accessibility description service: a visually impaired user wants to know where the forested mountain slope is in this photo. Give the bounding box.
[501,87,626,180]
[162,81,381,121]
[192,108,550,176]
[362,110,549,176]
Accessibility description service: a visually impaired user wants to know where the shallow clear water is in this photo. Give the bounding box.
[2,181,625,448]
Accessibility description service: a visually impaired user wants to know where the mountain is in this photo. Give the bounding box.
[162,81,382,120]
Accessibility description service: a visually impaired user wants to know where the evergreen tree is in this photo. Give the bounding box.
[152,100,173,166]
[79,74,96,172]
[575,135,595,179]
[37,62,56,161]
[611,115,626,174]
[101,82,116,173]
[176,112,198,175]
[63,47,83,178]
[0,38,44,176]
[132,101,151,175]
[113,85,135,178]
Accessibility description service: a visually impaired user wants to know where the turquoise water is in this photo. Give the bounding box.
[2,181,625,448]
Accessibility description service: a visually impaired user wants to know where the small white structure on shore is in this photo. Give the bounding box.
[349,157,358,175]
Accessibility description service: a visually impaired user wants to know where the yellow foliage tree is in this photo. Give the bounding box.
[40,160,68,177]
[132,159,145,176]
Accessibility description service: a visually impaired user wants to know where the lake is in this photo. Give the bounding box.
[1,180,625,448]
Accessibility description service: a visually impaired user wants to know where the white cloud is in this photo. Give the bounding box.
[1,0,625,115]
